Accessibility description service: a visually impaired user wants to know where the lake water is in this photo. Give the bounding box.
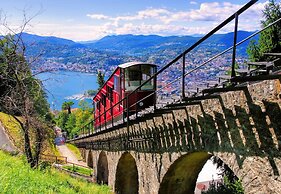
[36,71,98,110]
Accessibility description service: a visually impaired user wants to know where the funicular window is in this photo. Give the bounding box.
[114,75,120,93]
[101,94,106,107]
[125,65,141,91]
[96,101,101,123]
[141,65,155,90]
[125,64,155,91]
[114,75,120,110]
[106,86,109,97]
[96,101,100,110]
[106,85,113,102]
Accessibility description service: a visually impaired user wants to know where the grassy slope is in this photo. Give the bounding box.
[63,165,93,176]
[0,112,60,156]
[0,112,23,149]
[66,143,83,160]
[0,151,111,194]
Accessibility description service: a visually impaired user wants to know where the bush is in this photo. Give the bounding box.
[202,176,244,194]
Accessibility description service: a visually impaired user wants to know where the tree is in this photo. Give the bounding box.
[0,33,51,168]
[56,111,69,129]
[84,89,97,97]
[62,101,74,114]
[97,71,105,90]
[78,99,92,111]
[0,10,54,168]
[75,107,92,129]
[65,113,76,137]
[55,100,92,139]
[202,156,244,194]
[247,0,281,61]
[202,176,244,194]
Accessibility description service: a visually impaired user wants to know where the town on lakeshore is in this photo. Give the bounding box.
[1,0,281,194]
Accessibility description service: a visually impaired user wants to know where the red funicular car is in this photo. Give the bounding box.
[93,62,157,129]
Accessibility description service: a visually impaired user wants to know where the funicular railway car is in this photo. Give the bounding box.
[93,62,157,129]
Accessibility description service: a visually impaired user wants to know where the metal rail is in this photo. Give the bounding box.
[40,154,67,164]
[127,16,281,113]
[71,0,280,140]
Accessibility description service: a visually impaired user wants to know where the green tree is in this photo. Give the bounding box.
[0,33,51,168]
[78,100,92,111]
[56,111,69,130]
[97,71,105,90]
[84,89,97,97]
[203,156,244,194]
[202,176,244,194]
[74,101,92,137]
[247,0,281,61]
[62,101,74,114]
[55,100,92,138]
[65,113,76,137]
[75,109,92,127]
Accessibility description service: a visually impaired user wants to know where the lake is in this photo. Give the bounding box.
[36,71,98,110]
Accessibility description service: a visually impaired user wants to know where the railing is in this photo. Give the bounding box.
[40,154,67,164]
[40,154,92,176]
[72,0,281,140]
[62,161,93,176]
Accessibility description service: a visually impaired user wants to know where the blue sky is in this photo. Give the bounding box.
[0,0,269,41]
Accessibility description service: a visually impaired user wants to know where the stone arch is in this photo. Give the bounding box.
[80,148,86,161]
[87,150,93,168]
[115,152,138,194]
[159,152,211,194]
[97,151,109,184]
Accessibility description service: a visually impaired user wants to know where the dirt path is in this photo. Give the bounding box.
[57,144,86,166]
[0,122,16,152]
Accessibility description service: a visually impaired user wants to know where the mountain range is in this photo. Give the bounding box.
[84,31,257,55]
[16,31,259,73]
[23,31,257,55]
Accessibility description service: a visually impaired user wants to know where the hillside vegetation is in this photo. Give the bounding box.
[0,112,22,149]
[0,150,111,194]
[56,100,92,139]
[0,112,58,156]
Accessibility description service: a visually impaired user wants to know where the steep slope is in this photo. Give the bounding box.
[0,150,111,193]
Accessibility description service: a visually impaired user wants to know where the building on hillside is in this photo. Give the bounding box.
[195,179,223,194]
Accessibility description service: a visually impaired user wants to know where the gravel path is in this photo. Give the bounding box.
[0,123,16,152]
[57,144,86,166]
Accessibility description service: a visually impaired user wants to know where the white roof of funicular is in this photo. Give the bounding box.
[118,61,156,69]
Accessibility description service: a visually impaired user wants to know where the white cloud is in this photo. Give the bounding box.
[137,8,171,19]
[87,8,171,23]
[86,14,109,20]
[190,1,197,5]
[86,2,266,24]
[24,22,107,41]
[25,21,215,41]
[19,1,268,41]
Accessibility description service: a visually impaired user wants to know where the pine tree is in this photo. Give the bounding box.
[97,71,105,90]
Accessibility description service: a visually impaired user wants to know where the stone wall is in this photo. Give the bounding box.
[72,79,281,193]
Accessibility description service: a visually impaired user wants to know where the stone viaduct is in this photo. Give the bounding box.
[70,78,281,194]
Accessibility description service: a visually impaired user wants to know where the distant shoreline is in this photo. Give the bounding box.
[36,71,98,110]
[64,94,94,101]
